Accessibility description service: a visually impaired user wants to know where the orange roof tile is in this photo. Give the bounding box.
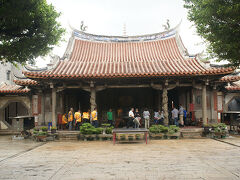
[13,79,38,86]
[0,83,30,94]
[23,29,234,79]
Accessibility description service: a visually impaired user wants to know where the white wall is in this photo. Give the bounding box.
[0,63,23,84]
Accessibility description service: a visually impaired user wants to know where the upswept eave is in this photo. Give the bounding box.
[0,83,30,94]
[22,23,235,80]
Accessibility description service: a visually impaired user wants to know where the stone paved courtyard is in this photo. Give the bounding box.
[0,136,240,180]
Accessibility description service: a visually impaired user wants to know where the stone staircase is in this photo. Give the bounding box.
[0,129,21,135]
[180,127,203,138]
[57,131,79,141]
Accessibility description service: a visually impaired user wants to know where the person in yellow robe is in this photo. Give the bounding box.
[74,109,81,130]
[82,110,90,124]
[91,107,98,128]
[62,113,68,130]
[68,108,74,130]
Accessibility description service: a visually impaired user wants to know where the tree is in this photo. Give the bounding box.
[0,0,65,64]
[184,0,240,66]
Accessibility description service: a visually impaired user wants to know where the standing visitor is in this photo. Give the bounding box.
[74,109,81,130]
[61,113,68,130]
[179,105,184,127]
[154,110,160,124]
[127,108,134,128]
[107,108,113,127]
[159,110,164,125]
[115,108,123,128]
[68,108,74,130]
[91,108,98,128]
[82,110,90,123]
[133,108,141,128]
[171,107,179,126]
[183,109,187,125]
[143,108,150,129]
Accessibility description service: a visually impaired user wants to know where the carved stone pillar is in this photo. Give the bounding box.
[41,92,45,125]
[90,87,96,112]
[51,87,57,127]
[162,83,168,125]
[202,84,207,125]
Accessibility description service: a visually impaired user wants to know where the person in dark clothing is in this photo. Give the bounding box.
[133,108,141,128]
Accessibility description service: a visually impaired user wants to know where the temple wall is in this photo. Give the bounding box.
[35,92,64,126]
[0,96,31,129]
[193,89,218,123]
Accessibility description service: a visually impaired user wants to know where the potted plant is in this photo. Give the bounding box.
[167,125,180,139]
[211,123,228,139]
[51,127,57,134]
[41,126,48,132]
[120,134,126,141]
[135,134,141,140]
[35,131,47,141]
[128,135,134,141]
[149,125,166,139]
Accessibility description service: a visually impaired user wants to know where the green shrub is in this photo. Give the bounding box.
[80,123,104,135]
[38,131,47,136]
[168,125,180,134]
[149,125,169,134]
[95,128,104,134]
[41,126,48,131]
[211,123,227,134]
[105,126,114,134]
[51,127,57,130]
[33,127,39,131]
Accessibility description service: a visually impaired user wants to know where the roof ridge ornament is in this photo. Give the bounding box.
[71,22,182,42]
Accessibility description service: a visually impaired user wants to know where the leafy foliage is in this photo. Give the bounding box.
[149,125,169,134]
[0,0,65,64]
[168,125,180,134]
[105,126,114,134]
[184,0,240,66]
[41,126,48,131]
[37,131,47,136]
[80,123,103,135]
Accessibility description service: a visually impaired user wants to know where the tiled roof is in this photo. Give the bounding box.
[220,75,240,82]
[226,82,240,91]
[23,30,234,79]
[13,79,38,86]
[0,83,30,94]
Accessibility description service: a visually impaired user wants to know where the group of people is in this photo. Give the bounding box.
[61,107,98,130]
[60,105,186,131]
[171,105,187,127]
[127,108,165,129]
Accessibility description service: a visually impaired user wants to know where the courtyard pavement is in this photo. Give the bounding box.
[0,136,240,180]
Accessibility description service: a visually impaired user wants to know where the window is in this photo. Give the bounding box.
[6,70,11,81]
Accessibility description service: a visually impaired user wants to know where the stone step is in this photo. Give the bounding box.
[181,132,202,138]
[0,130,21,135]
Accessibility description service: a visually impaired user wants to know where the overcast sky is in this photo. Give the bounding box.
[36,0,205,67]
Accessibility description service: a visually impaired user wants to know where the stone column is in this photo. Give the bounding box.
[202,84,207,125]
[162,83,168,125]
[90,87,96,112]
[41,92,45,125]
[52,87,57,127]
